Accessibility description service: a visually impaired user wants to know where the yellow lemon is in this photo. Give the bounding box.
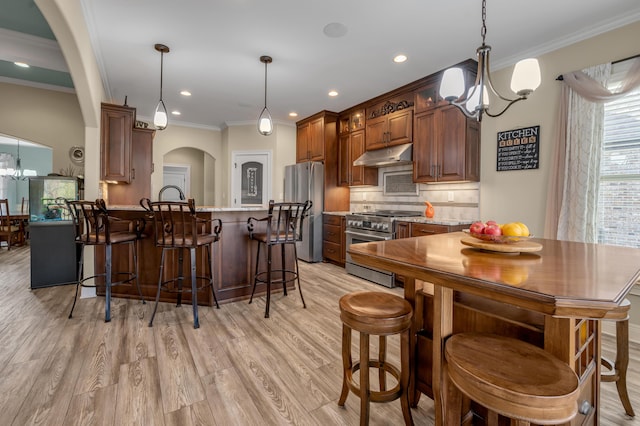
[502,222,524,237]
[516,222,530,237]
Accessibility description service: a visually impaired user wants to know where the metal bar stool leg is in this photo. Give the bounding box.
[265,244,272,318]
[249,242,261,304]
[292,243,306,308]
[190,247,199,329]
[281,243,287,296]
[207,244,219,309]
[149,248,166,327]
[105,243,112,322]
[68,243,85,319]
[176,247,184,307]
[132,239,145,304]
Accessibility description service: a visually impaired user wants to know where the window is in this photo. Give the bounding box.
[597,60,640,248]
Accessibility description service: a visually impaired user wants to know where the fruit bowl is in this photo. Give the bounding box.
[462,229,533,244]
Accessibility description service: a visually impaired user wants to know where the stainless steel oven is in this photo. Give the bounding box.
[345,210,421,287]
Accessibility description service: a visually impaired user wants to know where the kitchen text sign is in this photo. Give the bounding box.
[496,125,540,171]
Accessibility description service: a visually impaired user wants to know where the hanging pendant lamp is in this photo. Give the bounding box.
[154,44,170,130]
[439,0,541,121]
[257,55,273,136]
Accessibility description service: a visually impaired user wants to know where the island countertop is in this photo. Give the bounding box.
[348,231,640,425]
[108,204,266,213]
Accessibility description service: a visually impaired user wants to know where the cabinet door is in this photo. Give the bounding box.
[101,103,135,182]
[395,221,411,239]
[465,119,481,182]
[350,130,377,186]
[413,110,438,183]
[296,122,310,162]
[309,117,325,161]
[438,106,468,182]
[338,133,350,187]
[108,128,154,205]
[387,109,413,146]
[365,115,388,150]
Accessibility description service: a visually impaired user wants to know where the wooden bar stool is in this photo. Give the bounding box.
[445,332,579,425]
[601,298,635,417]
[338,291,413,425]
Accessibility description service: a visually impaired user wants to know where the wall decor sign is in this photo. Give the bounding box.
[496,125,540,171]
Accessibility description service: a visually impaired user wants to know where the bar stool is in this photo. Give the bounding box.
[337,291,413,425]
[142,198,221,329]
[247,200,311,318]
[66,199,145,322]
[445,332,580,425]
[601,298,635,417]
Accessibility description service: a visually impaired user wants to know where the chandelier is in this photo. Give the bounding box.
[439,0,541,121]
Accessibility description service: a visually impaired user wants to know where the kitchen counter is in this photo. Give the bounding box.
[108,204,266,212]
[322,211,350,216]
[392,216,472,226]
[98,207,292,306]
[348,232,640,425]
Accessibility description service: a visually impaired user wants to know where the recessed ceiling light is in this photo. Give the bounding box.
[393,54,407,63]
[289,112,298,117]
[171,110,181,116]
[328,90,339,97]
[14,62,29,68]
[180,90,191,96]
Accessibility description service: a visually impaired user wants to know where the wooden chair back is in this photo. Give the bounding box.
[0,199,22,249]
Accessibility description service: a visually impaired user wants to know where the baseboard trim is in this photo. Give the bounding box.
[602,320,640,344]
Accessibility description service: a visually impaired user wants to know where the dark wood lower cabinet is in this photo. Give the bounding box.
[97,209,294,305]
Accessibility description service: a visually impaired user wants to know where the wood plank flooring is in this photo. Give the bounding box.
[0,244,638,425]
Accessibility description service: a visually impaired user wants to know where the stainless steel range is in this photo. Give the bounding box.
[345,210,422,287]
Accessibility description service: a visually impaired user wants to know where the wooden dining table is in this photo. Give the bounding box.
[348,232,640,425]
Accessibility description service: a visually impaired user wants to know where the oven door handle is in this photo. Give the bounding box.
[345,230,393,241]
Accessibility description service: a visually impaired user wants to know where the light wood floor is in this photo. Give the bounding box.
[0,244,638,425]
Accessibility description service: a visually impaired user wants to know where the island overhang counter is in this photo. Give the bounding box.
[98,205,295,306]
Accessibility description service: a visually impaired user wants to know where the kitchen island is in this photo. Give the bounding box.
[101,205,295,306]
[348,232,640,425]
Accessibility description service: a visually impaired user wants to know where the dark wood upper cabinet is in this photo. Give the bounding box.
[338,108,376,187]
[413,105,480,183]
[108,127,155,205]
[100,103,135,182]
[296,115,326,162]
[365,108,413,151]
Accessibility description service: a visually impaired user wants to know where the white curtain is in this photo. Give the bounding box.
[545,58,640,242]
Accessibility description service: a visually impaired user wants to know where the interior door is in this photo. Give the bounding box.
[231,151,272,208]
[162,165,189,201]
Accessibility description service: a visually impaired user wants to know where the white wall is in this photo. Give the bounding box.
[479,21,640,238]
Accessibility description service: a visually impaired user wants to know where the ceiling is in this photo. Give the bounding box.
[1,0,640,130]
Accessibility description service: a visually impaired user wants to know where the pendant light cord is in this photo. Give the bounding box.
[159,51,164,101]
[480,0,487,46]
[263,60,268,108]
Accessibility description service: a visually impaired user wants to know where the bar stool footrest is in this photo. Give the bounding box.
[346,360,403,403]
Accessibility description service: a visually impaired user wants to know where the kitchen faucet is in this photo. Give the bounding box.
[158,185,186,201]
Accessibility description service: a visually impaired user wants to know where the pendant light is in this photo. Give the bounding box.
[154,44,170,130]
[257,55,273,136]
[439,0,541,121]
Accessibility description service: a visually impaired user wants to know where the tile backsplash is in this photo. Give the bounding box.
[349,164,479,222]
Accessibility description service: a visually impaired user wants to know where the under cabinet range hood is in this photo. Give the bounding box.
[353,143,413,167]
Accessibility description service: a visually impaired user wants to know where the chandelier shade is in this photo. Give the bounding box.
[257,55,273,136]
[438,0,541,121]
[153,44,170,130]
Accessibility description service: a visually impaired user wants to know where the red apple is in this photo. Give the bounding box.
[486,220,498,227]
[484,224,502,236]
[469,221,486,234]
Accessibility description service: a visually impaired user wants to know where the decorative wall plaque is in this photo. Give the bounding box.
[496,125,540,171]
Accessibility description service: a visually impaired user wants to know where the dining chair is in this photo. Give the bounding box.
[0,199,23,250]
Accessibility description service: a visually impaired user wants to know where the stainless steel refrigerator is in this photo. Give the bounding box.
[284,162,324,262]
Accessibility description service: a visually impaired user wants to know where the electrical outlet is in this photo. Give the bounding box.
[448,191,454,202]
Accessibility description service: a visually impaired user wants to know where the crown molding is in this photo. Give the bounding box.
[0,28,68,72]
